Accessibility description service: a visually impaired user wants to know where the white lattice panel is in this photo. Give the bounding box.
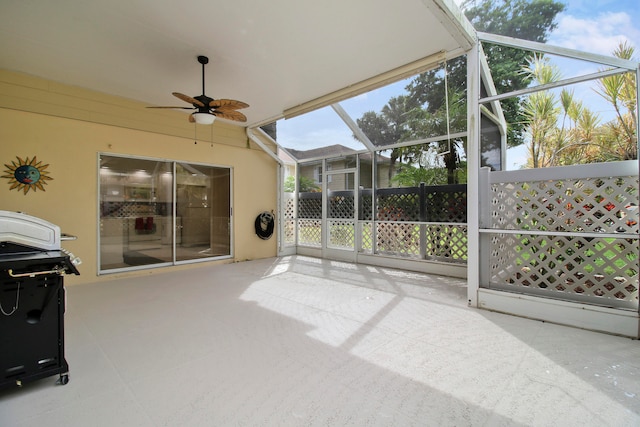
[491,176,639,234]
[490,233,639,308]
[283,195,296,245]
[329,195,355,219]
[359,222,373,254]
[424,224,468,262]
[328,219,355,250]
[284,220,295,244]
[487,168,639,309]
[298,219,321,247]
[284,194,296,220]
[374,222,468,261]
[376,221,421,257]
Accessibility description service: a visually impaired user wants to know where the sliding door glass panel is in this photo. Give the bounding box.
[175,163,230,262]
[99,156,173,270]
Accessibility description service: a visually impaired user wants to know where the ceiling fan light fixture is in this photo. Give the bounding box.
[192,112,215,125]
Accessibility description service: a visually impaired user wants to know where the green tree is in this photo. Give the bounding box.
[391,165,444,187]
[521,54,561,167]
[356,95,418,181]
[407,0,566,148]
[520,42,637,167]
[593,42,638,161]
[284,175,319,192]
[356,0,566,184]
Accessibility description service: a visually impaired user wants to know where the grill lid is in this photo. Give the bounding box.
[0,211,60,252]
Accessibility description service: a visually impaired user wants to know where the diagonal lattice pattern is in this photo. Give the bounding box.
[328,192,355,219]
[490,233,639,308]
[377,184,467,223]
[424,224,468,262]
[489,173,639,309]
[377,192,420,221]
[425,189,467,223]
[376,221,421,256]
[360,192,373,221]
[374,222,467,262]
[101,201,157,217]
[297,219,321,247]
[298,193,321,219]
[491,176,639,234]
[359,222,373,254]
[284,220,295,244]
[294,185,467,265]
[328,219,355,249]
[284,194,296,244]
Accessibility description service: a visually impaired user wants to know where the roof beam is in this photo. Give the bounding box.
[330,103,376,152]
[283,51,447,119]
[478,32,639,70]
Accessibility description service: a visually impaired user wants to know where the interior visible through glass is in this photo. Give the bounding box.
[99,155,231,272]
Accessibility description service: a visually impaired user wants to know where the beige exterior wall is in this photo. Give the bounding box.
[0,69,278,285]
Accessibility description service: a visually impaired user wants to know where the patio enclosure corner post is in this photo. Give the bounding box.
[466,40,481,307]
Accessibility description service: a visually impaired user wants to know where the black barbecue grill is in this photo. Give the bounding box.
[0,211,80,389]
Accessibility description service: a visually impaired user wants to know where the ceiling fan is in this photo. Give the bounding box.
[148,55,249,125]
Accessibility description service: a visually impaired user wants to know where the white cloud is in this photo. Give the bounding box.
[549,12,640,56]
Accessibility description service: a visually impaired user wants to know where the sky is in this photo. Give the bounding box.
[277,0,640,169]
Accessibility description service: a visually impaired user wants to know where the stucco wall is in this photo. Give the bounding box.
[0,70,278,285]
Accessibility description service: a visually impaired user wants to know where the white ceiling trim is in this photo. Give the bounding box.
[283,50,448,120]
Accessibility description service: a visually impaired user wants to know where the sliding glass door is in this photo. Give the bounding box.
[175,162,231,261]
[99,154,232,273]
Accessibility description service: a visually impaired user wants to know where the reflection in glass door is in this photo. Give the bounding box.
[99,156,173,271]
[175,163,231,261]
[99,154,232,273]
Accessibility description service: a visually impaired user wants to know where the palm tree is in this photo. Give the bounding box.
[521,55,561,168]
[594,42,638,161]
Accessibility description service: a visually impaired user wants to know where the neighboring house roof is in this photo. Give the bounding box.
[285,144,392,163]
[286,144,358,161]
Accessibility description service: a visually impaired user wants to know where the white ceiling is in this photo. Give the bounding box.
[0,0,475,127]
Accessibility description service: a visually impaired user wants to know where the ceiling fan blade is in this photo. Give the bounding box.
[146,106,194,110]
[173,92,205,107]
[210,99,249,110]
[212,109,247,122]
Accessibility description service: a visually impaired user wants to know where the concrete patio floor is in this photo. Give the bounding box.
[1,255,639,426]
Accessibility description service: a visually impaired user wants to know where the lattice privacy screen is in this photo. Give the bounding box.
[491,177,639,234]
[489,174,639,308]
[284,193,296,245]
[298,219,321,247]
[328,219,355,250]
[376,184,467,223]
[297,193,322,246]
[328,192,355,219]
[295,185,468,261]
[360,222,467,262]
[298,193,321,219]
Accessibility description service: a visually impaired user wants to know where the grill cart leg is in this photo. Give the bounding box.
[57,373,69,385]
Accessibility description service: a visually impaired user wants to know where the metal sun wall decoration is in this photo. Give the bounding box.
[2,156,53,194]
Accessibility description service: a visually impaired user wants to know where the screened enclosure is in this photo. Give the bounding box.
[248,31,640,336]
